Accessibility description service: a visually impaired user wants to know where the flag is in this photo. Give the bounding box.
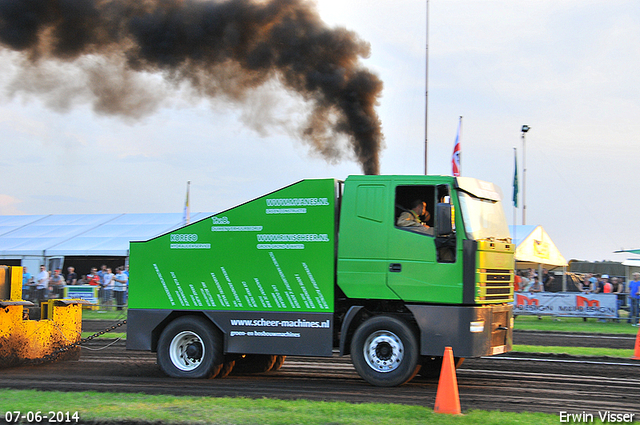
[512,149,519,208]
[183,181,191,224]
[451,117,462,177]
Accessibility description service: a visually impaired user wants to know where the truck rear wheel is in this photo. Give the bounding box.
[157,316,223,379]
[272,355,286,371]
[232,354,277,374]
[215,360,236,379]
[350,316,420,387]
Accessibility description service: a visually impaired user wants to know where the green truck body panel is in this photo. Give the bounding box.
[129,178,337,313]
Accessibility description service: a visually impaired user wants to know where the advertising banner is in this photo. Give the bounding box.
[64,285,98,305]
[511,292,617,318]
[128,179,336,314]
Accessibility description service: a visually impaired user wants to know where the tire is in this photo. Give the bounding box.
[271,355,286,371]
[350,316,420,387]
[232,354,277,374]
[215,360,236,379]
[419,356,465,378]
[157,316,223,379]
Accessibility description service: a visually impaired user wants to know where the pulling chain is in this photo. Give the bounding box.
[24,319,127,365]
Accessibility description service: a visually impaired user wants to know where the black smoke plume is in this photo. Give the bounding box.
[0,0,383,174]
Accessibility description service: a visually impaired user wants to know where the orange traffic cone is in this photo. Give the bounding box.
[632,327,640,360]
[434,346,461,415]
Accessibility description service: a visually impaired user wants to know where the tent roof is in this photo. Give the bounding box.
[0,213,212,257]
[509,225,568,268]
[615,248,640,255]
[622,258,640,267]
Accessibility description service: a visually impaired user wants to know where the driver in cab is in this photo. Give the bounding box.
[397,200,433,236]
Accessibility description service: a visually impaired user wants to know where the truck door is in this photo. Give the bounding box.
[336,181,399,300]
[387,185,462,304]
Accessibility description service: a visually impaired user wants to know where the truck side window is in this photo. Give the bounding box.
[394,185,435,236]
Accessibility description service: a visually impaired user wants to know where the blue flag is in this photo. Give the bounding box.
[512,149,518,208]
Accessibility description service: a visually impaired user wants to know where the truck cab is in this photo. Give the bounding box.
[335,175,514,385]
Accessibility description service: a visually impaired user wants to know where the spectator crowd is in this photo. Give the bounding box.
[514,268,640,326]
[21,264,129,310]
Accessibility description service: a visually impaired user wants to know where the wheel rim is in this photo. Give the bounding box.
[169,331,205,371]
[363,330,404,373]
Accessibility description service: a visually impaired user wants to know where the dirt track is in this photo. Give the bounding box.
[1,322,639,418]
[81,319,640,350]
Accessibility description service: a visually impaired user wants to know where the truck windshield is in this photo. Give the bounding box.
[458,191,511,241]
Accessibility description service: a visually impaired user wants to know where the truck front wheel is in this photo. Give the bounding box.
[157,316,223,379]
[350,316,420,387]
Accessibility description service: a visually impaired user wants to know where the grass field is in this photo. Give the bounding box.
[514,315,640,334]
[0,389,567,425]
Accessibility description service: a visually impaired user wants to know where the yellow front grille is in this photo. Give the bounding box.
[476,241,515,303]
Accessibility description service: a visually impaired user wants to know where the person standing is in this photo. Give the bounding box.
[66,266,78,286]
[123,264,129,306]
[588,273,598,292]
[87,268,100,286]
[628,273,640,326]
[49,269,65,299]
[22,266,33,300]
[101,267,115,309]
[529,276,543,293]
[542,269,554,291]
[519,270,531,292]
[581,273,592,293]
[594,274,604,293]
[35,265,49,303]
[97,264,107,285]
[97,264,108,306]
[113,267,129,310]
[514,272,522,292]
[611,278,625,322]
[602,275,612,293]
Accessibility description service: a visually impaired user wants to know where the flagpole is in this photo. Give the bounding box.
[424,0,429,175]
[184,181,191,225]
[521,125,530,225]
[513,147,517,228]
[512,147,518,255]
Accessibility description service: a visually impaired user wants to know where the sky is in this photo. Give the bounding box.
[0,0,639,263]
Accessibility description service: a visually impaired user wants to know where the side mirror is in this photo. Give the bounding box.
[435,203,453,237]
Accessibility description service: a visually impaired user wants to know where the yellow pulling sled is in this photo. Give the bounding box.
[0,266,89,367]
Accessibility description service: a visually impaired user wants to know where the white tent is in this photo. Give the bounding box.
[510,225,568,291]
[509,225,567,268]
[0,213,212,273]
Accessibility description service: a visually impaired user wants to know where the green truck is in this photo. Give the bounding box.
[127,175,515,386]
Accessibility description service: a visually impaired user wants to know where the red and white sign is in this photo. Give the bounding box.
[511,292,617,318]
